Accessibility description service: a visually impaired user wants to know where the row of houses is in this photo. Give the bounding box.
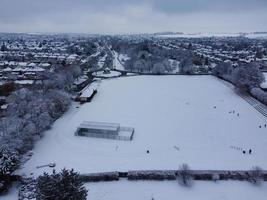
[0,50,81,64]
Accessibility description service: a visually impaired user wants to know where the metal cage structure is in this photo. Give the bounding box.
[75,121,134,141]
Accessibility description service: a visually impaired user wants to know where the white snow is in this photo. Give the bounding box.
[86,180,267,200]
[19,76,267,177]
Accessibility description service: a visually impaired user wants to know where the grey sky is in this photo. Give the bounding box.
[0,0,266,34]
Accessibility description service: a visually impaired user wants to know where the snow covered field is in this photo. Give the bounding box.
[86,180,267,200]
[158,32,267,39]
[19,76,267,177]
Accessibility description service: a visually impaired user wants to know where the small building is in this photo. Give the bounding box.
[78,89,97,103]
[75,121,134,141]
[78,81,99,103]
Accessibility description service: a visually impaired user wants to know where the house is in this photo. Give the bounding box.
[75,121,134,141]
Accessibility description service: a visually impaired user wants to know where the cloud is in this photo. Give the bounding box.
[0,0,266,33]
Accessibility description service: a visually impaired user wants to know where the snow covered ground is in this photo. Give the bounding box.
[19,76,267,177]
[86,180,267,200]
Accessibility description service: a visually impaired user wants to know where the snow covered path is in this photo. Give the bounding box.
[237,91,267,118]
[19,76,267,177]
[112,50,125,70]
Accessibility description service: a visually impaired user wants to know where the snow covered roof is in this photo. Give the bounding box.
[73,75,88,85]
[79,121,120,132]
[28,63,37,67]
[80,81,99,98]
[40,63,51,67]
[18,62,27,67]
[15,80,34,85]
[2,66,45,72]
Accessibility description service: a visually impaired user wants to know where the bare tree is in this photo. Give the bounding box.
[178,163,193,187]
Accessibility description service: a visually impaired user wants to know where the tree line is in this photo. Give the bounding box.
[0,65,82,193]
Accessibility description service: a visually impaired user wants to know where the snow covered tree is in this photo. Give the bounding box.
[232,64,264,91]
[69,65,82,78]
[46,90,70,118]
[0,146,19,176]
[7,88,33,117]
[212,62,232,78]
[1,43,8,51]
[152,62,165,74]
[250,87,267,105]
[36,169,88,200]
[179,57,195,74]
[133,60,146,72]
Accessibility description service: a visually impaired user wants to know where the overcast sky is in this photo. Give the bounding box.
[0,0,267,34]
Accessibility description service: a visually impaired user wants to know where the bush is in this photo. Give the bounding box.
[178,164,193,187]
[128,170,176,180]
[80,172,119,182]
[36,169,87,200]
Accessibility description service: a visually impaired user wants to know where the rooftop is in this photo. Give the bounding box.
[79,121,120,132]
